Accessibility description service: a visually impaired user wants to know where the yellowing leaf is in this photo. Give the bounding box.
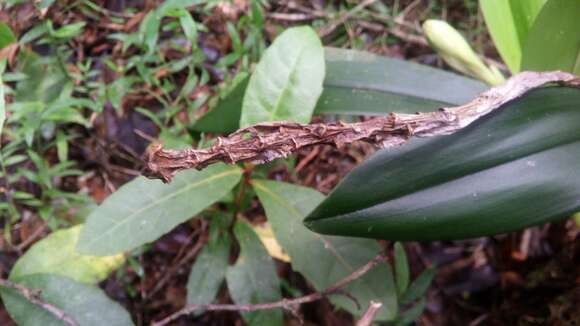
[10,225,124,284]
[252,223,290,263]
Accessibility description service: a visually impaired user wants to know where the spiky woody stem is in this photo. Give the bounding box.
[143,71,580,183]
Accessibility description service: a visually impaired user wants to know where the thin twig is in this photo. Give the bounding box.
[319,0,378,37]
[0,278,79,326]
[151,252,388,326]
[143,71,580,183]
[356,301,383,326]
[148,229,208,298]
[389,26,429,46]
[14,223,47,252]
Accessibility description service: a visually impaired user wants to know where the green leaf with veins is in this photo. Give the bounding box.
[186,225,231,310]
[10,225,124,284]
[1,274,134,326]
[226,221,283,326]
[239,26,324,127]
[77,164,242,256]
[253,180,397,321]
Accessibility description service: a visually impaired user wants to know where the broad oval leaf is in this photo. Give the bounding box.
[252,180,397,320]
[305,87,580,240]
[520,0,580,74]
[226,221,283,325]
[239,26,324,127]
[193,48,485,133]
[10,225,124,284]
[1,274,134,326]
[77,164,242,256]
[481,0,546,73]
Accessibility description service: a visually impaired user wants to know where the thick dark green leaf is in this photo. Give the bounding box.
[322,48,485,107]
[10,225,124,284]
[192,48,486,133]
[186,226,230,307]
[305,87,580,240]
[252,180,397,320]
[520,0,580,74]
[316,87,444,116]
[226,221,283,326]
[77,164,242,256]
[481,0,546,73]
[1,274,134,326]
[240,26,324,127]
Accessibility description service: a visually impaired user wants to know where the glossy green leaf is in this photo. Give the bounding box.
[394,243,409,296]
[10,225,124,284]
[1,274,134,326]
[77,164,242,256]
[305,87,580,240]
[520,0,580,74]
[0,22,16,49]
[481,0,546,73]
[240,26,324,127]
[186,226,230,308]
[226,221,283,326]
[322,48,485,107]
[253,180,397,320]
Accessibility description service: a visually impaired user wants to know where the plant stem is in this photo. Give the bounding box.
[143,71,580,183]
